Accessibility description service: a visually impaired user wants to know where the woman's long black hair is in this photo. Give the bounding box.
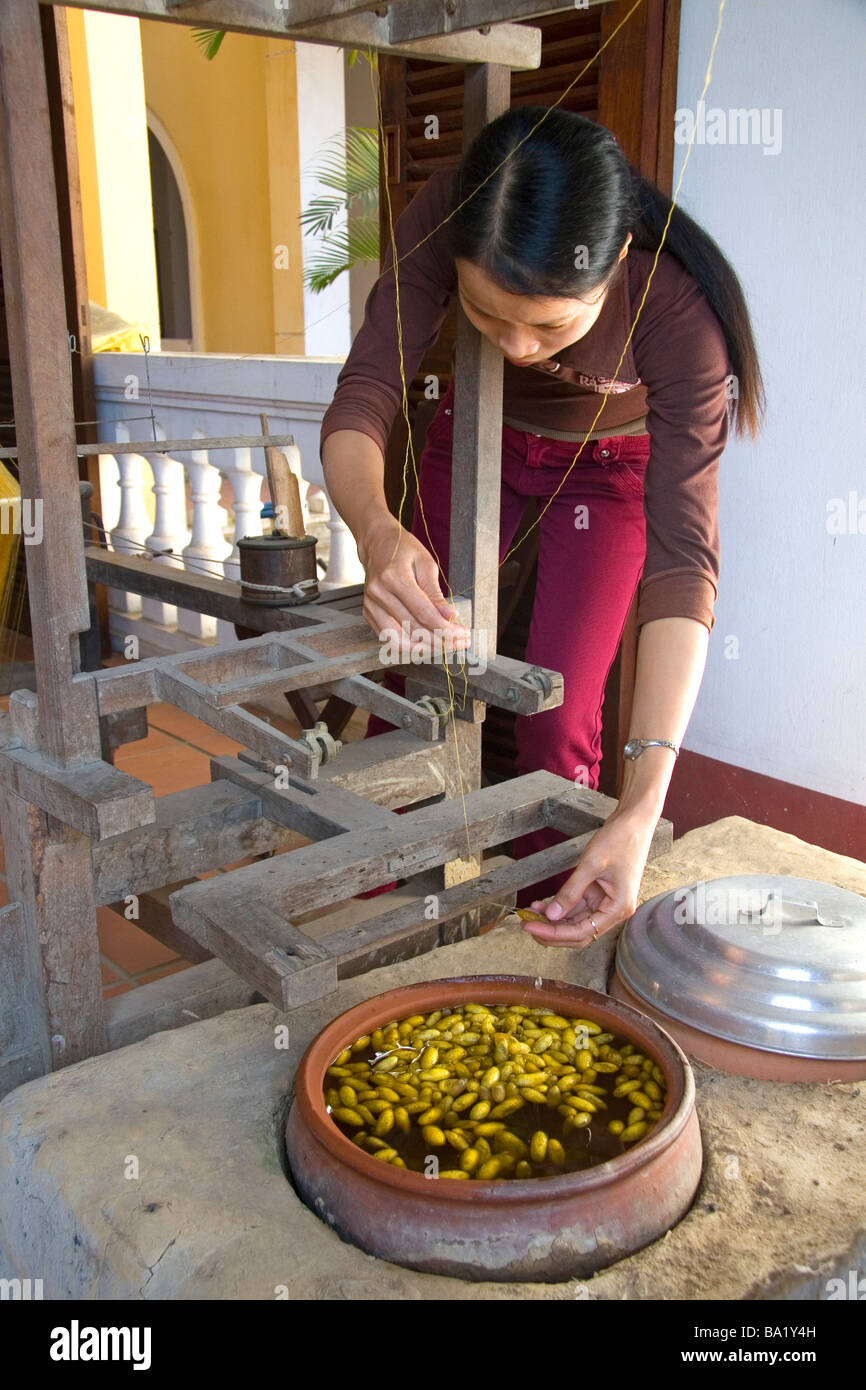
[446,106,765,438]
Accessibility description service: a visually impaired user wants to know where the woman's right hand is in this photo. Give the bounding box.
[359,514,471,658]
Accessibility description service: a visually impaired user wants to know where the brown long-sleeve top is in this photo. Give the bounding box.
[320,166,732,632]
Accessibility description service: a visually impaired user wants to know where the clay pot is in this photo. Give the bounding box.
[286,975,702,1283]
[611,971,866,1082]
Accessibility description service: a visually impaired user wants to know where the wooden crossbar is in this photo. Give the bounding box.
[46,0,543,68]
[169,773,674,1008]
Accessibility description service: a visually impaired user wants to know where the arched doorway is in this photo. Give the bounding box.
[147,124,195,349]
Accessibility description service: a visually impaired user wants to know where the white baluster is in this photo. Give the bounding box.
[222,445,264,571]
[142,430,190,630]
[321,505,365,589]
[179,435,233,642]
[216,446,263,645]
[306,483,329,517]
[107,425,152,617]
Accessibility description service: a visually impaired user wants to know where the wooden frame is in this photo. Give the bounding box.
[0,0,672,1098]
[52,0,545,68]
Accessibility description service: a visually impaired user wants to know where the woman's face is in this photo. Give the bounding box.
[455,239,630,366]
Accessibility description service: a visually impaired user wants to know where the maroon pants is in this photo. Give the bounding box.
[367,377,651,902]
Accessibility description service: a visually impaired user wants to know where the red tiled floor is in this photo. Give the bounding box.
[147,702,244,757]
[112,726,177,757]
[114,741,213,796]
[97,906,181,975]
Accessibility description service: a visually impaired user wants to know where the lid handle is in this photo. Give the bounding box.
[735,893,849,929]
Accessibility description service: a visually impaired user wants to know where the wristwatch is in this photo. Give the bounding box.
[623,738,680,760]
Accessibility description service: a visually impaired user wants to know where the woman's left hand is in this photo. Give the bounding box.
[521,809,657,947]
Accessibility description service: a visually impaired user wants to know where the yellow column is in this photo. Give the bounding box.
[71,10,161,344]
[265,41,306,356]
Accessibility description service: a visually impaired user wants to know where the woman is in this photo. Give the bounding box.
[320,107,764,947]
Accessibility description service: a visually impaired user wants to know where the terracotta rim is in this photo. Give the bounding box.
[291,974,696,1204]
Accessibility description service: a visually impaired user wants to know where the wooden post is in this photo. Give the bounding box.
[0,786,106,1071]
[449,63,510,642]
[0,0,101,765]
[444,63,510,896]
[0,0,106,1074]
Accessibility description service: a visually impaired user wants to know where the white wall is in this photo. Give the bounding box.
[295,43,352,357]
[674,0,865,805]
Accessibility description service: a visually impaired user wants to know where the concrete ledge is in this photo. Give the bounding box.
[0,816,864,1299]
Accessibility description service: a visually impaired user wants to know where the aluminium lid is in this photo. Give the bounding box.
[616,874,866,1060]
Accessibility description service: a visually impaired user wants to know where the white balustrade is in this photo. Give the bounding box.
[142,429,190,631]
[320,508,366,589]
[90,352,365,655]
[179,434,233,641]
[105,424,152,618]
[215,446,264,645]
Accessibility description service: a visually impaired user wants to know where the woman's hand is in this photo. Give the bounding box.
[359,514,471,657]
[520,808,657,947]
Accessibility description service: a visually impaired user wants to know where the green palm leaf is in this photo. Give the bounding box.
[191,28,226,60]
[300,127,380,293]
[303,215,381,292]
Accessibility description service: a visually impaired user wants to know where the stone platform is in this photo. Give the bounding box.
[0,816,864,1300]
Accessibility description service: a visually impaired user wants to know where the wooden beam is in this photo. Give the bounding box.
[327,674,440,741]
[156,667,320,774]
[172,782,655,1011]
[99,707,149,763]
[181,897,339,1009]
[171,769,567,926]
[308,15,540,69]
[437,61,511,914]
[101,864,509,1049]
[42,5,111,665]
[268,0,403,30]
[0,433,300,462]
[0,900,52,1099]
[105,957,260,1052]
[450,63,510,645]
[0,0,101,764]
[91,781,302,903]
[320,727,451,807]
[323,854,511,977]
[89,602,478,718]
[47,1,542,68]
[210,755,399,837]
[84,547,324,626]
[389,0,605,45]
[0,785,106,1067]
[397,653,563,717]
[0,744,154,839]
[321,839,594,976]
